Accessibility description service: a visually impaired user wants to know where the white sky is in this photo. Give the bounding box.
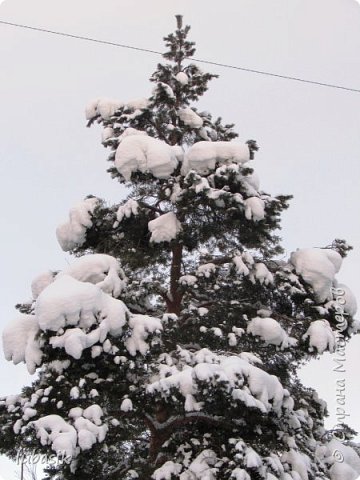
[0,0,360,478]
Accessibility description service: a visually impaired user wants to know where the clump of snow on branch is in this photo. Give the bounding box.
[125,314,163,356]
[177,107,203,128]
[175,71,189,85]
[62,254,126,298]
[181,141,250,175]
[115,129,183,181]
[247,317,297,349]
[56,197,99,252]
[249,263,274,285]
[31,270,56,299]
[85,97,150,121]
[327,283,357,317]
[317,438,360,480]
[32,408,107,461]
[290,248,342,303]
[147,349,292,415]
[148,212,182,243]
[2,314,42,374]
[302,320,336,354]
[244,197,265,222]
[113,199,139,227]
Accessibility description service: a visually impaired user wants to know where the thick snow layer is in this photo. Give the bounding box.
[249,263,274,285]
[32,415,77,458]
[329,283,357,316]
[147,352,289,415]
[2,314,42,374]
[115,132,182,181]
[36,274,102,331]
[85,98,124,121]
[244,197,265,222]
[179,275,197,286]
[302,320,335,353]
[125,314,162,356]
[74,415,107,451]
[281,450,311,480]
[126,98,150,111]
[247,317,297,349]
[120,398,133,412]
[36,274,128,338]
[178,108,203,128]
[148,212,182,243]
[179,450,217,479]
[56,197,99,252]
[290,248,342,303]
[153,82,175,99]
[324,439,360,478]
[62,254,126,298]
[233,256,250,276]
[196,263,216,278]
[31,271,55,299]
[230,468,251,480]
[101,127,114,143]
[175,71,189,85]
[114,199,139,227]
[152,461,182,480]
[181,141,250,175]
[85,97,149,121]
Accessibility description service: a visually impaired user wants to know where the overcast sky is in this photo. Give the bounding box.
[1,0,360,478]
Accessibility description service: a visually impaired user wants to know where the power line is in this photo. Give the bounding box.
[1,19,360,94]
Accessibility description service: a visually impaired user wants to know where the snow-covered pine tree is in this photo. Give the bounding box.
[1,16,360,480]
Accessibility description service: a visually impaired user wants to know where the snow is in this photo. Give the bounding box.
[244,197,265,222]
[32,272,129,360]
[82,405,103,425]
[233,256,250,276]
[85,98,124,120]
[178,108,203,128]
[126,98,150,111]
[329,283,357,316]
[62,254,126,298]
[86,97,149,121]
[120,398,133,412]
[196,263,216,278]
[247,317,297,349]
[74,416,108,450]
[175,72,189,85]
[281,450,311,480]
[36,274,103,331]
[2,314,42,374]
[113,199,139,227]
[290,248,342,303]
[56,197,99,252]
[152,461,182,480]
[181,141,250,175]
[231,468,250,480]
[31,270,55,299]
[115,130,183,181]
[179,275,197,286]
[101,126,114,143]
[148,212,182,243]
[153,82,175,99]
[249,263,274,285]
[32,415,77,458]
[179,450,217,480]
[148,352,289,415]
[302,320,336,354]
[125,314,163,356]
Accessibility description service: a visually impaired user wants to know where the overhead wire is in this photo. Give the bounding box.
[1,19,359,94]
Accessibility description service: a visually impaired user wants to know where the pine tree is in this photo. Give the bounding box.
[1,16,359,480]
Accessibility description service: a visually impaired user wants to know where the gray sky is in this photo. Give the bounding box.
[0,0,360,478]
